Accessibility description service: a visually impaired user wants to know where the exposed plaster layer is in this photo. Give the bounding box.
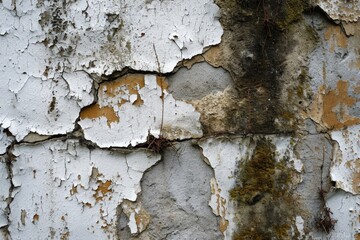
[318,0,360,22]
[8,140,160,239]
[168,62,233,101]
[330,124,360,194]
[0,128,14,155]
[79,74,202,148]
[199,136,302,239]
[134,141,222,239]
[0,156,10,229]
[308,16,360,130]
[0,72,94,141]
[326,190,360,239]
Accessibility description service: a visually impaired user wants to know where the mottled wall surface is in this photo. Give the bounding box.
[1,0,360,239]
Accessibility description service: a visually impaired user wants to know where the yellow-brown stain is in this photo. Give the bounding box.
[203,45,222,67]
[70,184,78,195]
[355,233,360,240]
[32,214,39,224]
[322,80,360,129]
[349,158,360,194]
[324,25,347,52]
[100,74,145,106]
[350,57,360,70]
[60,231,70,240]
[156,76,168,90]
[219,218,229,234]
[80,104,119,127]
[354,86,360,94]
[93,180,113,202]
[134,209,151,232]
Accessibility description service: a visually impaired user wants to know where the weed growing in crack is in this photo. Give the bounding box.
[315,147,337,233]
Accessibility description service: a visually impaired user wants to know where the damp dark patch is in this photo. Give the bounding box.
[229,138,300,239]
[215,0,310,134]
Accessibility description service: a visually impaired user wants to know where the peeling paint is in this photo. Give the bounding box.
[331,124,360,194]
[318,0,360,22]
[79,74,202,148]
[326,190,360,239]
[8,140,160,239]
[0,74,94,141]
[311,81,360,129]
[121,200,150,235]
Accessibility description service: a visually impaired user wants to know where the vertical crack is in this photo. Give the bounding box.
[2,142,16,239]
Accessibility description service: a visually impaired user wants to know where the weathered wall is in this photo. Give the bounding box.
[1,0,360,239]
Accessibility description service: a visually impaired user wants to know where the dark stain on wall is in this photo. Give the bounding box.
[214,0,311,134]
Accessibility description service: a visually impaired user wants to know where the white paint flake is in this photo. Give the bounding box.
[79,74,202,148]
[0,75,94,141]
[326,190,360,239]
[9,140,160,239]
[318,0,360,22]
[330,124,360,194]
[0,157,10,228]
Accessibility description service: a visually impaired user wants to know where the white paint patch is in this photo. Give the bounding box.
[0,157,10,228]
[9,140,160,239]
[326,190,360,239]
[199,135,300,239]
[0,75,94,141]
[318,0,360,22]
[295,216,305,239]
[79,74,202,148]
[330,125,360,194]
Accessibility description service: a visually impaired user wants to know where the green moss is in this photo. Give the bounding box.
[274,0,305,30]
[230,139,276,204]
[229,138,297,240]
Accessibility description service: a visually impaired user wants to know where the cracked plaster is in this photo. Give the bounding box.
[8,140,160,239]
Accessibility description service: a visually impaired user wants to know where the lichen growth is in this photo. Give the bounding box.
[229,138,299,239]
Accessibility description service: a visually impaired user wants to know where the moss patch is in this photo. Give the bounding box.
[229,138,299,239]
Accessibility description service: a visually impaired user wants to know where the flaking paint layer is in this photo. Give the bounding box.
[8,140,160,239]
[79,74,202,148]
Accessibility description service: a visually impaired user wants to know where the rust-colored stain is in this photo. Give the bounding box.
[324,25,347,52]
[32,214,39,224]
[100,74,145,106]
[93,180,113,202]
[80,104,119,127]
[322,80,360,129]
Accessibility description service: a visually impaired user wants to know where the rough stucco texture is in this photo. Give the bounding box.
[1,0,360,239]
